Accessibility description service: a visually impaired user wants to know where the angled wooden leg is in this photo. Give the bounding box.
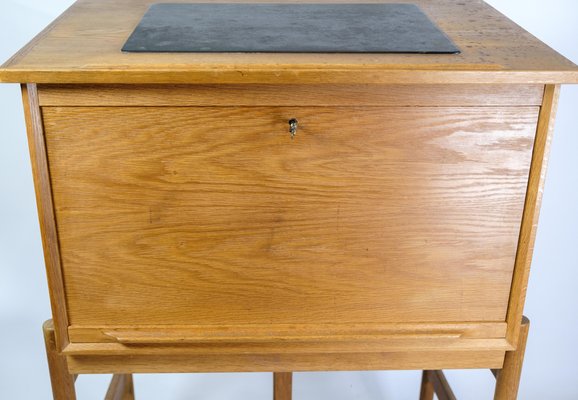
[429,370,457,400]
[494,317,530,400]
[43,320,77,400]
[105,374,135,400]
[419,370,456,400]
[419,371,434,400]
[274,372,292,400]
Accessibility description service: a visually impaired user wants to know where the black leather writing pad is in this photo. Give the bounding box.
[122,3,460,54]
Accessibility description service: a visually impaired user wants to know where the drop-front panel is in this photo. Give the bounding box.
[37,84,540,351]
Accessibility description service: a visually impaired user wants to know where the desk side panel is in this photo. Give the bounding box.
[21,84,70,351]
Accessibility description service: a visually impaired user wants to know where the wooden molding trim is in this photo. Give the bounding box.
[62,338,513,357]
[65,350,506,374]
[4,69,578,85]
[36,84,545,107]
[2,0,578,84]
[68,322,507,344]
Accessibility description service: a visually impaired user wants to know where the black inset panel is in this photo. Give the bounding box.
[123,3,460,54]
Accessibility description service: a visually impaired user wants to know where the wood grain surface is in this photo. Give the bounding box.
[1,0,577,84]
[68,321,507,344]
[42,105,538,331]
[61,337,513,357]
[36,84,545,107]
[63,321,512,357]
[65,350,506,374]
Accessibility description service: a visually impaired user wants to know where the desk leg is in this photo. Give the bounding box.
[43,320,77,400]
[105,374,135,400]
[494,317,530,400]
[419,370,456,400]
[419,371,434,400]
[274,372,293,400]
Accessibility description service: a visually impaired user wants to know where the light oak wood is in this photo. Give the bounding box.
[43,321,76,400]
[274,373,292,400]
[68,322,507,344]
[45,323,137,400]
[36,84,545,107]
[494,317,530,400]
[505,85,560,346]
[41,106,537,337]
[4,1,574,395]
[65,350,506,374]
[1,0,578,84]
[23,85,70,351]
[417,316,530,399]
[105,375,135,400]
[61,338,512,357]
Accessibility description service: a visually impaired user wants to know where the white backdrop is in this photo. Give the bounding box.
[0,1,577,399]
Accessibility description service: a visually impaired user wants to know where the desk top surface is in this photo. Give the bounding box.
[1,0,577,84]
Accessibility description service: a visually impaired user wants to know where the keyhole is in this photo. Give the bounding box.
[289,118,298,139]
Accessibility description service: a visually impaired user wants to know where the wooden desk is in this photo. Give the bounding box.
[2,1,577,399]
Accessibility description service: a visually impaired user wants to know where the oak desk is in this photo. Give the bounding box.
[1,1,578,399]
